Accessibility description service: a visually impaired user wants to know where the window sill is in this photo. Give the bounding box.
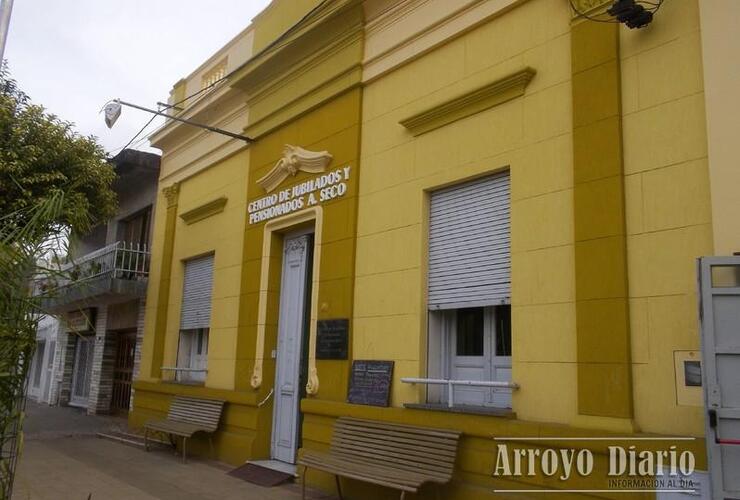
[404,402,516,418]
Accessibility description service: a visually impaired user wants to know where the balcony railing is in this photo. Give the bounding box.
[35,241,150,295]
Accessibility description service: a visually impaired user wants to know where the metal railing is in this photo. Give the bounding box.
[160,366,208,384]
[34,241,150,294]
[401,377,519,408]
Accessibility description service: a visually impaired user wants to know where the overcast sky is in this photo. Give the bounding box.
[5,0,271,156]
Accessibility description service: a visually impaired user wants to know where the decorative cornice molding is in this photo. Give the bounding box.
[162,183,180,208]
[362,0,519,84]
[257,145,333,192]
[365,0,431,37]
[179,197,228,225]
[399,67,536,136]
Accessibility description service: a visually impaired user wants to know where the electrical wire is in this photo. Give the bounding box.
[106,0,332,157]
[569,0,666,24]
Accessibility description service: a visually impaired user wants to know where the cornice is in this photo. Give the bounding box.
[149,83,239,149]
[230,0,362,92]
[362,0,524,83]
[179,197,228,225]
[244,65,362,140]
[156,100,249,160]
[399,67,536,136]
[365,0,430,37]
[242,24,363,106]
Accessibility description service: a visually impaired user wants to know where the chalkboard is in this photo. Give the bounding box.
[316,319,349,360]
[347,360,394,407]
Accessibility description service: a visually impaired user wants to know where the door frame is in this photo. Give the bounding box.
[698,255,740,498]
[111,329,137,413]
[270,228,314,464]
[28,340,47,399]
[70,335,94,408]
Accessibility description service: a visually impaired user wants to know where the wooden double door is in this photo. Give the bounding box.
[111,330,136,412]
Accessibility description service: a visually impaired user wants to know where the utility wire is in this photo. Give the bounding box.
[569,0,665,24]
[106,0,332,157]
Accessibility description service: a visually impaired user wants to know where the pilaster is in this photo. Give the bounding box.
[570,15,634,421]
[149,182,180,378]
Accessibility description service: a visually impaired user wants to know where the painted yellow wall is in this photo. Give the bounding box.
[699,0,740,256]
[355,0,577,425]
[235,88,363,405]
[162,150,249,389]
[131,0,717,495]
[251,0,325,53]
[620,0,710,437]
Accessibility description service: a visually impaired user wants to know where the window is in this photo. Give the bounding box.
[456,308,484,356]
[119,207,151,248]
[201,59,227,89]
[177,329,209,383]
[426,172,512,408]
[177,254,214,383]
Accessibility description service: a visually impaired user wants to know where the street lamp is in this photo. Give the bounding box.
[102,99,253,143]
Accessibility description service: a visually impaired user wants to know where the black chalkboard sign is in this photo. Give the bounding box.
[316,319,349,360]
[347,360,394,407]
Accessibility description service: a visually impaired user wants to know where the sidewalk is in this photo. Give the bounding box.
[12,401,332,500]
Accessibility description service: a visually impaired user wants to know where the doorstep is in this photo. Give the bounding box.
[247,459,298,477]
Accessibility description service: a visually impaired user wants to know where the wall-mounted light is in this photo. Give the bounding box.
[102,99,253,143]
[570,0,663,29]
[607,0,654,29]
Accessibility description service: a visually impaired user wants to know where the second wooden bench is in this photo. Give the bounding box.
[298,417,462,500]
[143,395,225,463]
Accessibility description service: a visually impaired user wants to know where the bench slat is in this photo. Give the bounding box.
[332,438,456,472]
[326,452,452,482]
[301,451,436,490]
[299,417,462,495]
[333,427,459,452]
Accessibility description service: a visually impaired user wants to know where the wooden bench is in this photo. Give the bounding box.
[298,417,462,500]
[143,396,225,463]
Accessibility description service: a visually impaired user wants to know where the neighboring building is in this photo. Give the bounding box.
[39,149,160,415]
[26,314,60,405]
[130,0,740,497]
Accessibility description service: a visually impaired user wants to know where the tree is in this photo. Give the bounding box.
[0,65,117,240]
[0,64,118,500]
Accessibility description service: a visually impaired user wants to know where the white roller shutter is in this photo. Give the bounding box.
[428,171,510,310]
[180,254,214,330]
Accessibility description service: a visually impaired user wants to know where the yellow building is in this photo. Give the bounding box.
[131,0,740,497]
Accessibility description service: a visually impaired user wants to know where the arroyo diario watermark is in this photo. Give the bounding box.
[491,436,699,494]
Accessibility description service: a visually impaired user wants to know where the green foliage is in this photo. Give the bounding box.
[0,65,117,499]
[0,65,117,240]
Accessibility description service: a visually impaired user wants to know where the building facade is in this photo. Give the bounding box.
[39,149,160,415]
[131,0,740,497]
[26,314,60,406]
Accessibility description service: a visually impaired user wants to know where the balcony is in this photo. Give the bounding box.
[37,241,151,313]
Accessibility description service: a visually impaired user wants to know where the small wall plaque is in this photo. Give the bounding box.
[316,319,349,360]
[348,360,394,407]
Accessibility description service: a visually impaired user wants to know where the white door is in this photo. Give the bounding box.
[271,233,312,464]
[448,306,512,408]
[699,256,740,499]
[42,340,55,404]
[70,336,94,407]
[28,340,46,400]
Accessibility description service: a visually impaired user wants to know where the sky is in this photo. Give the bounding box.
[4,0,272,156]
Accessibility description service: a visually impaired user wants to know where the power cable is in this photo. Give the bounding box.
[106,0,332,157]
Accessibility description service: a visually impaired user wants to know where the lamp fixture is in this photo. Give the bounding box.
[102,99,253,143]
[570,0,663,29]
[606,0,653,29]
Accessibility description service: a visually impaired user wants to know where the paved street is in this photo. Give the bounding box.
[12,401,329,500]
